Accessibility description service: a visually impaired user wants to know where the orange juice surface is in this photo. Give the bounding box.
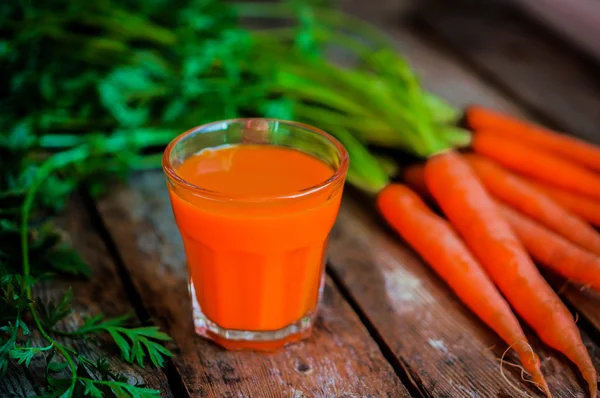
[168,145,343,338]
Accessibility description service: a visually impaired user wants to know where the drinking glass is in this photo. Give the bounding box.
[162,119,348,350]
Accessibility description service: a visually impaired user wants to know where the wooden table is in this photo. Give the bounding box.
[4,0,600,396]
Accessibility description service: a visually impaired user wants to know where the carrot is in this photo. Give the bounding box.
[526,180,600,228]
[466,106,600,173]
[465,154,600,256]
[401,163,600,289]
[499,204,600,291]
[377,184,548,394]
[473,130,600,201]
[425,150,597,398]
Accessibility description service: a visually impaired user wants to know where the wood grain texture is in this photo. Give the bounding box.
[0,198,173,397]
[328,196,600,398]
[340,0,524,116]
[418,0,600,145]
[542,272,600,343]
[0,364,37,398]
[561,284,600,334]
[96,171,409,397]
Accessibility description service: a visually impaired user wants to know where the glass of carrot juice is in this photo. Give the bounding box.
[162,119,348,351]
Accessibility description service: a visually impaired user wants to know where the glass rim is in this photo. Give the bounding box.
[162,118,349,203]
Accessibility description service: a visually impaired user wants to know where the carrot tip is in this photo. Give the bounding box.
[499,342,551,398]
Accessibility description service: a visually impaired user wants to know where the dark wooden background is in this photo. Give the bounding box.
[3,0,600,396]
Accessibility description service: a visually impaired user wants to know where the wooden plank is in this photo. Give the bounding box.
[0,198,173,397]
[340,0,525,116]
[328,196,600,397]
[561,286,600,333]
[0,364,37,398]
[96,171,409,397]
[344,0,600,353]
[417,0,600,145]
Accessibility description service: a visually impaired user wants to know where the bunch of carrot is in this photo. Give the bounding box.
[334,107,600,397]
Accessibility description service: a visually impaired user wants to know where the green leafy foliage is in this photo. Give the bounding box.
[44,358,162,398]
[1,0,465,396]
[63,314,174,368]
[80,379,161,398]
[9,344,53,367]
[38,289,74,328]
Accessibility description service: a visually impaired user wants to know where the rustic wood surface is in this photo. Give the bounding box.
[95,172,408,397]
[566,288,600,333]
[3,0,600,397]
[2,198,173,397]
[329,196,600,398]
[1,366,37,398]
[418,0,600,145]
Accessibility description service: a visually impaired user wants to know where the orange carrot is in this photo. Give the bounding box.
[526,180,600,228]
[425,150,597,398]
[403,159,600,287]
[377,184,548,394]
[473,131,600,201]
[466,106,600,173]
[499,204,600,291]
[465,154,600,256]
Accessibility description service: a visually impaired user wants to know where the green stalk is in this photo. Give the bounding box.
[21,146,91,294]
[252,23,453,157]
[39,130,177,151]
[272,73,371,116]
[423,93,460,124]
[28,308,78,397]
[253,26,374,59]
[289,55,442,153]
[80,11,178,45]
[20,145,94,398]
[293,103,406,148]
[264,52,423,148]
[39,135,85,148]
[112,129,178,149]
[233,2,394,50]
[305,121,389,195]
[440,126,472,148]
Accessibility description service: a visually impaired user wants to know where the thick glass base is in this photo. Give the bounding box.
[193,304,314,351]
[197,319,314,351]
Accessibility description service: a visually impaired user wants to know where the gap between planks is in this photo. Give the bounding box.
[81,191,190,398]
[326,264,431,398]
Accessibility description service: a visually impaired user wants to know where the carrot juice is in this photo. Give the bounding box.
[162,119,348,350]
